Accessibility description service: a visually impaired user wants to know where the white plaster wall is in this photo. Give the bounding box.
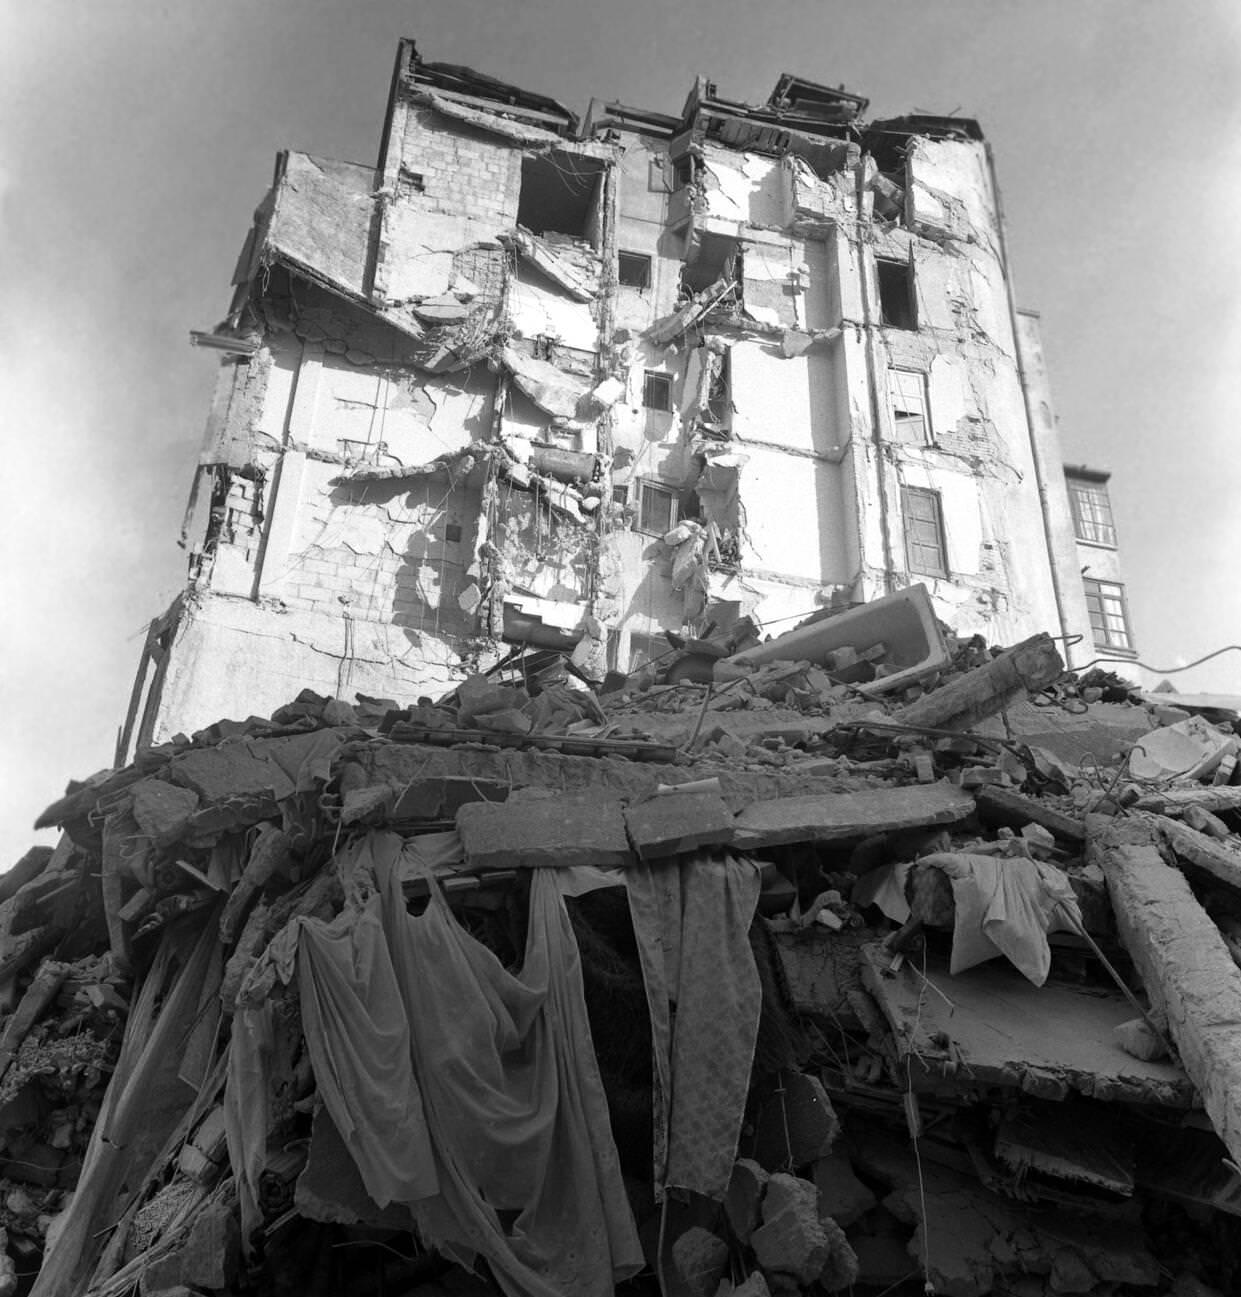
[152,593,463,741]
[700,145,786,230]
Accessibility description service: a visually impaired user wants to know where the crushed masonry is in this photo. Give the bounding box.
[9,599,1241,1297]
[9,34,1236,1297]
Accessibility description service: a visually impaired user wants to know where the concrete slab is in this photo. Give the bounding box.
[456,791,632,869]
[1090,815,1241,1165]
[859,944,1194,1107]
[623,792,735,859]
[732,782,974,850]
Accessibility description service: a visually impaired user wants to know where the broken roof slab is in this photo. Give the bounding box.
[860,944,1196,1107]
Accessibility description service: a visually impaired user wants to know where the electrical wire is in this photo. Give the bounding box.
[1072,645,1241,680]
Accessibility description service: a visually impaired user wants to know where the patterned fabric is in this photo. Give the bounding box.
[626,852,763,1200]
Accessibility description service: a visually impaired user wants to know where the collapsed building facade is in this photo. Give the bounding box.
[16,40,1238,1297]
[123,40,1124,756]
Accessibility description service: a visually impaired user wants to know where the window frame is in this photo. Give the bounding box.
[888,368,931,445]
[1067,478,1117,547]
[900,485,948,578]
[636,479,678,536]
[1082,577,1134,652]
[642,370,673,412]
[618,251,653,290]
[876,257,917,330]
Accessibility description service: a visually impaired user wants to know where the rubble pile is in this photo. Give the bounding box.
[9,604,1241,1296]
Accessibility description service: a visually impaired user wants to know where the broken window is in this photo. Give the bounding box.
[1083,578,1133,651]
[637,480,678,535]
[643,371,673,412]
[618,251,652,290]
[517,152,606,245]
[901,486,947,577]
[1067,478,1117,546]
[877,258,916,330]
[888,369,930,444]
[673,155,697,189]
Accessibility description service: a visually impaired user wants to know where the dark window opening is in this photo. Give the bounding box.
[637,480,677,535]
[643,371,673,412]
[398,167,426,195]
[673,155,697,189]
[517,152,606,244]
[889,369,929,444]
[877,258,916,330]
[1083,578,1133,651]
[901,486,947,577]
[445,523,463,543]
[618,251,652,290]
[682,232,741,296]
[1068,479,1117,546]
[612,484,630,506]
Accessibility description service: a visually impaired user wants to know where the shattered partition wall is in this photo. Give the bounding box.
[135,41,1092,749]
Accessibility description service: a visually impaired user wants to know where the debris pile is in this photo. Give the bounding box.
[9,601,1241,1296]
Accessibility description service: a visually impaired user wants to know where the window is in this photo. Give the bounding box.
[1083,578,1133,651]
[611,484,629,506]
[900,486,947,577]
[1067,478,1117,546]
[637,480,678,535]
[618,251,652,290]
[673,155,697,189]
[643,371,673,412]
[517,152,606,243]
[889,369,930,444]
[877,258,916,330]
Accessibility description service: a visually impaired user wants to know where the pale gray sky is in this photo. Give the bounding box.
[3,0,1240,859]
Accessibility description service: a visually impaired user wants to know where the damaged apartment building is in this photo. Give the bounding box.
[124,39,1120,753]
[16,40,1241,1297]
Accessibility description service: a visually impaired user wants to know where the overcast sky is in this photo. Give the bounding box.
[3,0,1240,860]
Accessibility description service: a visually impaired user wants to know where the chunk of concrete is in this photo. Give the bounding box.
[1089,814,1241,1166]
[671,1226,729,1297]
[732,782,973,851]
[751,1173,832,1284]
[725,1158,769,1243]
[973,784,1085,845]
[456,792,632,869]
[891,633,1064,733]
[624,792,735,860]
[811,1152,877,1228]
[751,1072,840,1170]
[139,1198,240,1293]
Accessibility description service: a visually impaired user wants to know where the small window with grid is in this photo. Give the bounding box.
[1083,578,1133,651]
[1068,479,1117,546]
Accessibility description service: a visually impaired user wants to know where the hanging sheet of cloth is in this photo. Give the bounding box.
[919,851,1081,986]
[288,832,641,1297]
[625,851,763,1201]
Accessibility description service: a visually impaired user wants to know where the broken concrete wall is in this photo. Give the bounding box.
[1015,308,1096,668]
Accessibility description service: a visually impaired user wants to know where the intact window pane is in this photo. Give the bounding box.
[638,481,677,535]
[1069,480,1117,546]
[1083,578,1132,650]
[889,369,929,444]
[900,486,947,577]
